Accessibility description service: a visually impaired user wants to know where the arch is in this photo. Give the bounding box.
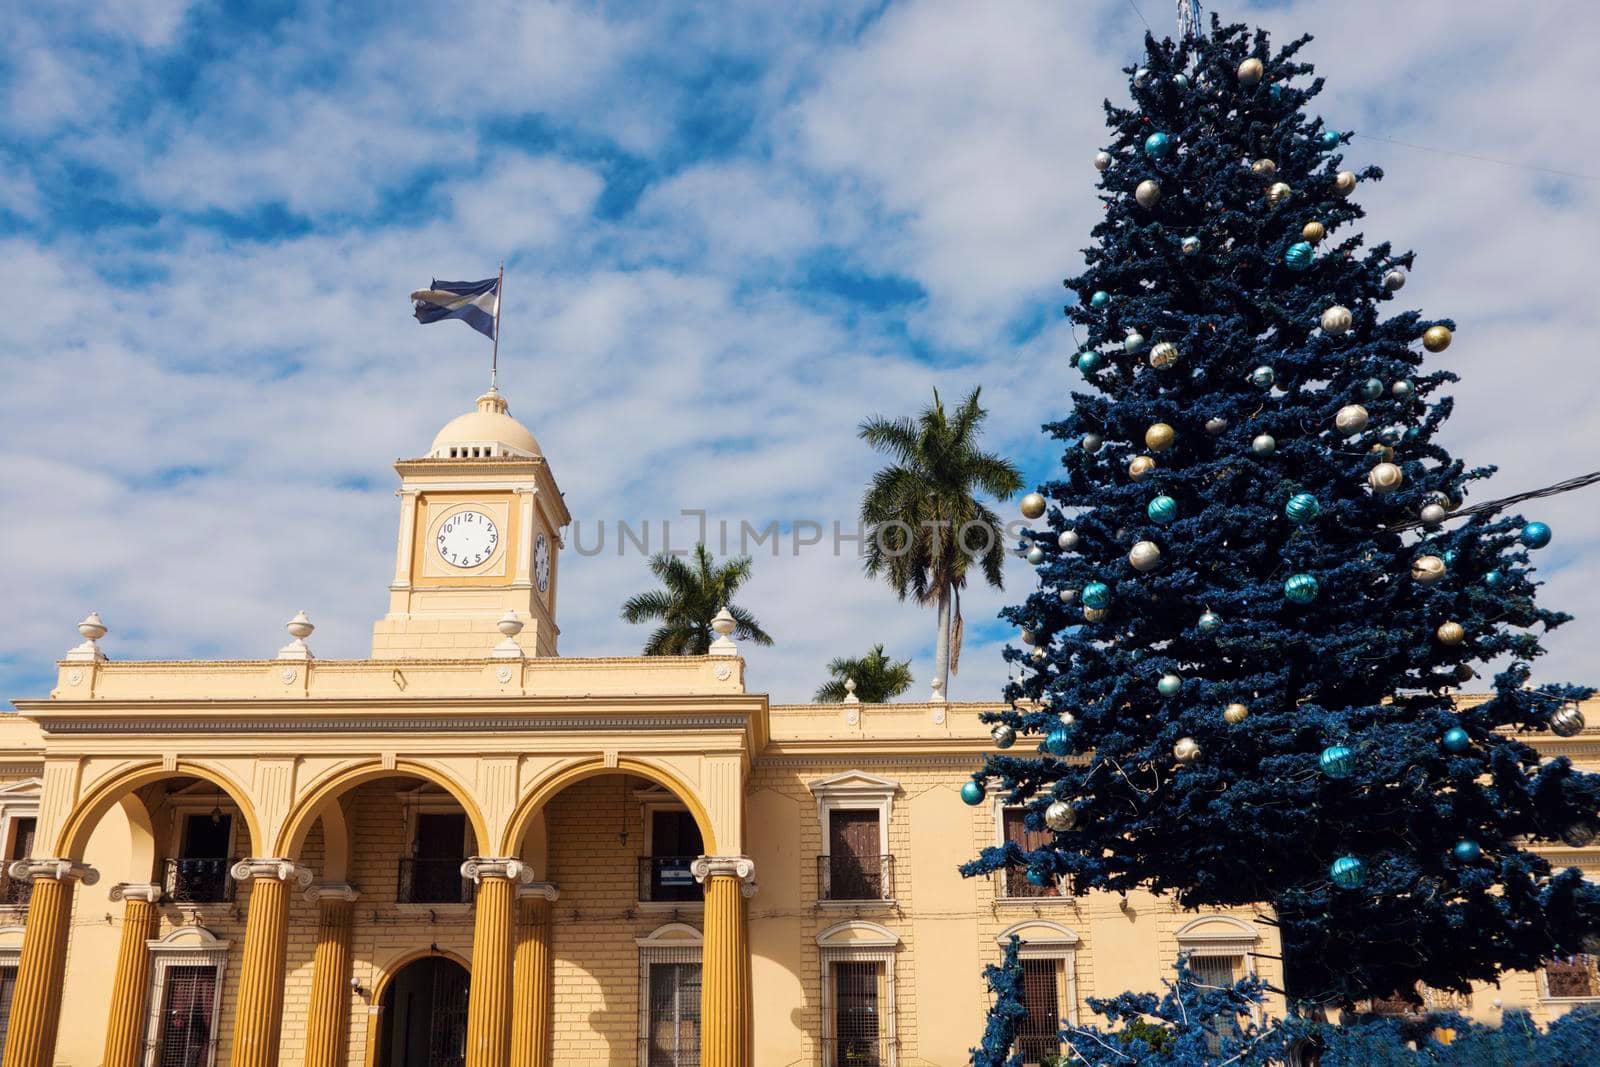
[276,760,489,859]
[995,919,1081,948]
[309,795,352,883]
[636,921,703,947]
[56,761,263,862]
[367,946,473,1006]
[1174,913,1260,948]
[500,757,717,856]
[816,920,899,949]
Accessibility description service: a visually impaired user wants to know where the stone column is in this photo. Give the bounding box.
[303,883,360,1067]
[462,858,534,1067]
[1,860,98,1067]
[101,882,164,1067]
[228,858,313,1067]
[510,882,559,1067]
[692,856,756,1067]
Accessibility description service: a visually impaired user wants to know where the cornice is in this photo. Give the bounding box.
[34,712,756,736]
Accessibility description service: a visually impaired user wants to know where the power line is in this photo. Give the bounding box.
[1125,0,1153,34]
[1355,132,1599,183]
[1387,469,1600,532]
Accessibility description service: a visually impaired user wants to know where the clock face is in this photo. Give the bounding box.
[436,510,499,568]
[534,533,551,593]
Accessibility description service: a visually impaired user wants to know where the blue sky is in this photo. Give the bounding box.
[3,0,1598,705]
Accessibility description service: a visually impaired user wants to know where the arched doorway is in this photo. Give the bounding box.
[377,956,470,1067]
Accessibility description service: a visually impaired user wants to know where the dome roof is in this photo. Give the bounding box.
[428,389,541,459]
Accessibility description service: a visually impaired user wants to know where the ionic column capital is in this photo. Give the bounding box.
[303,882,360,904]
[460,857,536,885]
[108,882,161,904]
[691,855,756,895]
[515,881,560,902]
[230,858,314,888]
[8,858,98,886]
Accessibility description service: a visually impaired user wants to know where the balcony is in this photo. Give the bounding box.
[639,856,703,903]
[398,857,473,904]
[0,873,31,910]
[817,854,894,903]
[163,857,236,904]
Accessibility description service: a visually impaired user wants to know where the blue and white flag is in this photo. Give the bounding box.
[411,277,500,340]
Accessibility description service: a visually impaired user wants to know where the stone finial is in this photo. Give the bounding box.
[491,610,526,659]
[709,606,738,657]
[65,612,108,662]
[843,677,860,704]
[278,611,314,661]
[930,676,946,703]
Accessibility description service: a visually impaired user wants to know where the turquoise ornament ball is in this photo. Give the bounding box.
[1442,549,1458,565]
[1453,839,1482,863]
[1284,241,1315,270]
[1026,868,1048,886]
[1361,378,1384,401]
[1081,582,1112,610]
[1442,726,1471,753]
[1173,74,1190,89]
[1285,493,1321,524]
[960,780,987,806]
[1330,855,1367,889]
[1157,673,1182,698]
[1147,495,1178,524]
[1520,521,1552,549]
[1197,610,1221,634]
[1078,351,1101,374]
[1320,129,1341,147]
[1283,573,1320,604]
[1483,569,1504,589]
[1090,290,1110,309]
[1319,744,1355,779]
[1144,131,1173,158]
[1044,727,1072,756]
[1250,365,1276,389]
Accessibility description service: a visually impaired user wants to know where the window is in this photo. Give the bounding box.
[166,813,233,904]
[643,809,704,903]
[2,819,34,907]
[1174,915,1260,1032]
[1546,955,1600,1000]
[1017,958,1063,1066]
[0,965,16,1053]
[401,811,470,904]
[637,922,703,1067]
[646,963,701,1066]
[808,773,898,906]
[823,810,889,901]
[143,926,229,1067]
[817,921,898,1067]
[999,808,1061,899]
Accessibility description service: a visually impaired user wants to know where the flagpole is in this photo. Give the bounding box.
[491,261,504,390]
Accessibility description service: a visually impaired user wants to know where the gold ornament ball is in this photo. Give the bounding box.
[1253,158,1277,175]
[1436,621,1466,646]
[1368,462,1404,493]
[1129,455,1157,481]
[1149,341,1180,369]
[1370,442,1396,462]
[1266,181,1292,207]
[1223,702,1250,725]
[1020,492,1047,519]
[1136,179,1162,209]
[1321,305,1354,336]
[1237,57,1264,85]
[1411,555,1447,585]
[1333,171,1357,197]
[1423,325,1453,352]
[1129,540,1163,572]
[1083,606,1109,623]
[1145,422,1176,452]
[1302,221,1326,243]
[1335,403,1369,436]
[1174,736,1203,764]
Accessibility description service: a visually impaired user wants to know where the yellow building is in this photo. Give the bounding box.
[0,389,1593,1067]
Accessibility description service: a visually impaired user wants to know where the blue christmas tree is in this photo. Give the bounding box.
[961,17,1600,1009]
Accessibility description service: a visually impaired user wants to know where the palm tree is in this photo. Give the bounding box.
[859,387,1022,699]
[814,644,915,703]
[621,543,774,655]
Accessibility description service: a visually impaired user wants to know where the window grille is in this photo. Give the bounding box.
[427,963,470,1067]
[1016,958,1061,1065]
[0,966,16,1052]
[1547,955,1600,999]
[1002,809,1061,898]
[646,962,701,1066]
[156,965,217,1067]
[828,960,885,1067]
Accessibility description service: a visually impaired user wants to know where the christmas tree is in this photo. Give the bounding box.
[961,17,1600,1009]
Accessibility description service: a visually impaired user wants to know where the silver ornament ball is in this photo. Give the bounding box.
[1094,151,1112,172]
[1058,530,1080,551]
[1420,503,1447,526]
[1551,705,1587,738]
[1129,540,1162,572]
[1335,404,1369,436]
[1135,179,1162,209]
[1026,545,1046,565]
[1205,416,1229,435]
[1058,587,1078,604]
[1383,268,1407,291]
[1321,305,1354,336]
[991,724,1017,750]
[1251,434,1277,455]
[1044,800,1077,831]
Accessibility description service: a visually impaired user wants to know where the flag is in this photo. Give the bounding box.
[410,277,500,340]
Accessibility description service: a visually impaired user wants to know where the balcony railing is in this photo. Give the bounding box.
[163,857,237,904]
[821,1037,894,1067]
[1003,865,1065,899]
[0,873,31,910]
[398,857,473,904]
[639,856,703,903]
[817,854,894,902]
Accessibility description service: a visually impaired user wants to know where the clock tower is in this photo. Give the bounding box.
[372,388,569,658]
